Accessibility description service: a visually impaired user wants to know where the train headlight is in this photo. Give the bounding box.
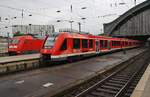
[13,46,17,48]
[9,46,13,48]
[9,46,17,48]
[44,46,52,49]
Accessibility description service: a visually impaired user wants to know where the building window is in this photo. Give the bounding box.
[82,39,88,48]
[73,39,80,49]
[89,39,93,48]
[60,39,67,50]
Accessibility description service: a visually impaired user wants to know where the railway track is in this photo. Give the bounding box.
[0,52,8,57]
[53,49,150,97]
[0,48,146,77]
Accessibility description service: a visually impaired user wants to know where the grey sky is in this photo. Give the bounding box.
[0,0,146,36]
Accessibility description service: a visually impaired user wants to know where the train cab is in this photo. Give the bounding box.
[8,34,44,55]
[40,32,142,64]
[9,36,25,55]
[40,32,95,62]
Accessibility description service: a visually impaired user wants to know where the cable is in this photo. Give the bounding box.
[0,5,56,19]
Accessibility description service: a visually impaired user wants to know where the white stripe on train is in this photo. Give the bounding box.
[51,46,137,60]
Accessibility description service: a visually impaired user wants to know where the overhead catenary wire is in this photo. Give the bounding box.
[0,4,56,19]
[0,0,141,35]
[0,4,60,31]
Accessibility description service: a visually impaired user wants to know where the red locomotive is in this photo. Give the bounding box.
[8,34,45,55]
[40,32,141,63]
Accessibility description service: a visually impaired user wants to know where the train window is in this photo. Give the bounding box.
[100,40,105,48]
[125,42,128,46]
[123,41,125,46]
[10,39,19,44]
[82,39,88,48]
[112,41,120,46]
[112,41,114,46]
[116,41,120,46]
[104,40,108,47]
[117,41,120,46]
[119,41,121,46]
[60,39,67,50]
[112,41,115,46]
[73,39,80,49]
[89,39,93,48]
[115,41,117,46]
[44,37,55,48]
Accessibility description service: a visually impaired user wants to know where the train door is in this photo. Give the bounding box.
[107,40,111,50]
[96,40,100,53]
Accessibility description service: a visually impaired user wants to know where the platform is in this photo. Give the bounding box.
[0,48,146,97]
[131,63,150,97]
[0,54,40,64]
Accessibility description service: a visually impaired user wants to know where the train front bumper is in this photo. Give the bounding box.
[40,54,51,61]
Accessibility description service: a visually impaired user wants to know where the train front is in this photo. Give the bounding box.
[40,35,56,63]
[8,37,20,55]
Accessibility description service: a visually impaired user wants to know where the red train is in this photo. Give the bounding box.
[8,34,45,55]
[40,32,142,63]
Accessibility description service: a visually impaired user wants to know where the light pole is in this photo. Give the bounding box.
[134,0,136,6]
[69,20,74,32]
[80,17,86,32]
[78,22,81,32]
[57,19,74,32]
[56,6,87,33]
[29,24,32,33]
[7,32,10,49]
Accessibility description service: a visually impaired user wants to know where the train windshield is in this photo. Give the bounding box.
[10,39,19,44]
[44,37,55,47]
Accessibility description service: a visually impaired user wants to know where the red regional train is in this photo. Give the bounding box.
[40,32,142,63]
[8,34,45,55]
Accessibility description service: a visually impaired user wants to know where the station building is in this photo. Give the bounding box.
[12,25,55,36]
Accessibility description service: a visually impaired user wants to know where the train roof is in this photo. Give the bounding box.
[55,32,140,42]
[13,35,33,39]
[57,32,90,39]
[13,34,45,40]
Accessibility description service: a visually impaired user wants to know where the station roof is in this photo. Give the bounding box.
[104,0,150,35]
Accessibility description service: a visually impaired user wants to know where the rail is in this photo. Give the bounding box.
[53,48,149,97]
[75,50,149,97]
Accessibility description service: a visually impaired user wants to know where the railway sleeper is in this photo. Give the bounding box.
[96,88,118,94]
[135,76,143,79]
[90,91,113,97]
[133,78,140,81]
[124,93,131,97]
[126,88,134,93]
[105,82,124,88]
[130,82,139,86]
[125,85,137,95]
[108,79,127,84]
[115,75,131,78]
[101,85,120,91]
[127,86,136,90]
[111,78,128,82]
[117,73,133,76]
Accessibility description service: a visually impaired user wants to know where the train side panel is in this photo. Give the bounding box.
[40,32,142,63]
